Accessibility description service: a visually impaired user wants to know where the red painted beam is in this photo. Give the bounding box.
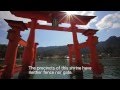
[59,15,96,25]
[26,23,88,33]
[11,11,96,25]
[83,29,98,36]
[68,42,88,49]
[5,19,28,31]
[11,11,66,22]
[78,42,88,48]
[26,22,99,33]
[18,39,27,47]
[0,65,22,79]
[13,65,22,74]
[0,69,4,79]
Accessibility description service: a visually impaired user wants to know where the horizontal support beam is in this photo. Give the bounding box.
[68,42,88,49]
[13,65,22,74]
[0,65,22,79]
[26,23,91,33]
[18,39,27,47]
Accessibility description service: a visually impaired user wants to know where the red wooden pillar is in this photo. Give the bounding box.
[72,27,83,79]
[67,45,73,66]
[85,30,104,79]
[2,30,19,79]
[33,43,39,67]
[72,30,82,66]
[19,19,37,78]
[1,20,27,79]
[88,36,103,79]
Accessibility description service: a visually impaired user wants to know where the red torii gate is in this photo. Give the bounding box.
[9,11,103,79]
[1,20,27,79]
[0,20,39,79]
[83,30,104,78]
[68,30,104,78]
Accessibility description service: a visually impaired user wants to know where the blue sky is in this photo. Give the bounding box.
[0,11,120,47]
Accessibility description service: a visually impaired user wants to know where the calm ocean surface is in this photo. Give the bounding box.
[33,58,120,79]
[1,58,120,79]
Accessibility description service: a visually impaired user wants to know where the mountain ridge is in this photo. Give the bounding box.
[37,36,120,57]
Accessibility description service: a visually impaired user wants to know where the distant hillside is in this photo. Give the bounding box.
[37,36,120,57]
[97,36,120,48]
[0,36,120,58]
[97,36,120,57]
[37,46,68,57]
[0,45,24,58]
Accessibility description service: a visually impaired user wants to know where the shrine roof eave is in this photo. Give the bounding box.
[82,29,98,36]
[11,11,96,25]
[5,19,28,31]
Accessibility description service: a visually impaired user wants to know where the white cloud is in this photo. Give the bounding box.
[76,11,97,29]
[112,23,120,29]
[0,11,31,23]
[96,11,120,30]
[76,25,88,29]
[64,11,96,16]
[86,17,98,28]
[74,11,97,29]
[37,20,52,26]
[38,20,47,25]
[59,23,71,28]
[77,11,96,16]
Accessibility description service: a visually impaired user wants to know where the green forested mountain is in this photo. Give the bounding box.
[0,36,120,58]
[0,45,24,58]
[37,36,120,57]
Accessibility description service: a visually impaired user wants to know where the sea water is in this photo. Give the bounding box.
[1,58,120,79]
[32,58,120,79]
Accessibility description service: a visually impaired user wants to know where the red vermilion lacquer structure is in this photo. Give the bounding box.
[0,20,39,79]
[33,43,39,67]
[1,20,27,79]
[0,11,104,79]
[68,30,104,79]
